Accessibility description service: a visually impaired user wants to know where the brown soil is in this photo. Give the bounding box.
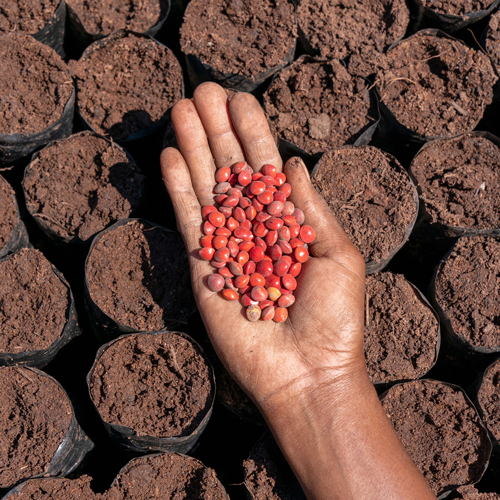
[311,146,417,264]
[297,0,409,61]
[0,0,59,35]
[435,236,500,349]
[478,359,500,443]
[0,175,17,249]
[106,453,227,500]
[0,33,73,135]
[382,380,487,495]
[379,31,497,138]
[486,10,500,75]
[86,220,194,331]
[454,486,500,499]
[8,476,101,500]
[411,134,500,230]
[244,434,306,500]
[67,0,162,36]
[71,33,183,142]
[23,132,145,243]
[364,273,438,383]
[0,366,72,488]
[0,248,69,353]
[90,333,212,437]
[421,0,495,15]
[180,0,296,78]
[263,57,374,156]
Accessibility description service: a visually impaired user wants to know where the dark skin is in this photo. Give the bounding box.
[160,82,437,500]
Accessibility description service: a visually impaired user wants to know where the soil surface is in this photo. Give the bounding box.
[421,0,495,15]
[435,236,500,349]
[0,33,73,135]
[180,0,296,78]
[71,33,183,142]
[453,486,500,499]
[90,333,212,437]
[263,57,374,155]
[23,133,145,243]
[297,0,409,62]
[379,31,497,138]
[0,366,72,488]
[86,220,194,331]
[0,176,17,250]
[311,147,417,264]
[0,248,69,353]
[106,453,227,499]
[364,273,439,383]
[8,476,101,499]
[486,10,500,75]
[478,359,500,444]
[382,380,487,495]
[244,433,306,500]
[0,0,59,34]
[67,0,163,36]
[411,134,500,230]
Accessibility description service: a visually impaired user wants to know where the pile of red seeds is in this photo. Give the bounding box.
[199,161,315,323]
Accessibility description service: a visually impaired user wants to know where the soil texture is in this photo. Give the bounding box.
[0,248,69,353]
[435,236,500,349]
[23,133,145,243]
[311,147,417,264]
[411,134,500,230]
[0,366,72,488]
[421,0,495,15]
[0,33,73,135]
[71,33,183,142]
[244,434,306,500]
[364,273,438,383]
[0,176,17,250]
[453,486,500,499]
[263,57,374,155]
[8,476,101,500]
[106,453,227,499]
[180,0,296,78]
[67,0,163,36]
[0,0,59,35]
[90,333,212,437]
[478,359,500,443]
[379,32,497,138]
[382,380,487,495]
[86,220,194,331]
[486,11,500,75]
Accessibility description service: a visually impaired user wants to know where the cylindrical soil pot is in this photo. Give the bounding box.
[296,0,409,77]
[0,248,80,368]
[311,146,419,274]
[0,0,66,57]
[84,218,196,340]
[263,55,380,164]
[4,476,98,499]
[244,432,306,500]
[0,366,93,490]
[0,175,29,259]
[430,235,500,354]
[66,0,170,49]
[23,131,145,245]
[179,0,297,92]
[365,272,440,386]
[70,30,183,143]
[380,379,492,497]
[87,332,215,454]
[450,485,500,499]
[410,132,500,238]
[0,33,75,166]
[107,452,228,499]
[409,0,500,33]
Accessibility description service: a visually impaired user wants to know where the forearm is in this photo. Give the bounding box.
[258,367,436,500]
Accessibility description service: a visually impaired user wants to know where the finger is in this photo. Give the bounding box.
[171,99,216,207]
[193,82,245,169]
[229,92,282,172]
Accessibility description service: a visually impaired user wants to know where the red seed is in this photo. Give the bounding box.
[229,261,244,276]
[239,197,252,209]
[300,225,316,244]
[265,230,278,247]
[267,201,284,216]
[228,187,242,198]
[234,274,250,288]
[246,304,261,322]
[262,306,275,321]
[290,237,304,249]
[215,166,231,182]
[293,208,305,225]
[240,293,256,307]
[267,186,277,193]
[248,180,266,195]
[252,198,264,212]
[208,211,226,227]
[223,196,239,207]
[219,206,232,218]
[253,222,269,238]
[278,294,295,308]
[214,194,228,204]
[241,219,252,230]
[211,260,227,269]
[244,261,256,275]
[238,170,252,186]
[213,236,228,250]
[250,273,265,287]
[252,172,264,180]
[274,258,290,277]
[290,223,300,239]
[259,299,274,310]
[236,251,249,266]
[278,226,290,242]
[295,246,309,263]
[255,237,267,251]
[239,241,255,252]
[267,286,281,302]
[203,221,216,235]
[234,227,252,240]
[232,161,247,174]
[233,207,246,223]
[257,260,273,277]
[282,274,297,290]
[214,247,230,262]
[201,235,214,248]
[261,164,277,177]
[289,262,302,277]
[228,240,239,257]
[256,212,271,223]
[226,217,239,232]
[280,287,293,295]
[270,244,282,261]
[207,274,225,292]
[266,217,283,231]
[283,201,295,216]
[282,255,293,265]
[222,289,239,301]
[274,307,288,322]
[275,173,286,186]
[265,274,281,288]
[225,278,238,291]
[279,183,292,197]
[249,246,264,262]
[239,285,252,295]
[251,285,268,302]
[257,191,273,205]
[228,173,238,185]
[282,215,296,227]
[261,175,276,187]
[199,247,215,260]
[214,182,231,194]
[202,205,217,219]
[245,206,257,221]
[278,240,293,254]
[218,267,234,278]
[273,191,287,203]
